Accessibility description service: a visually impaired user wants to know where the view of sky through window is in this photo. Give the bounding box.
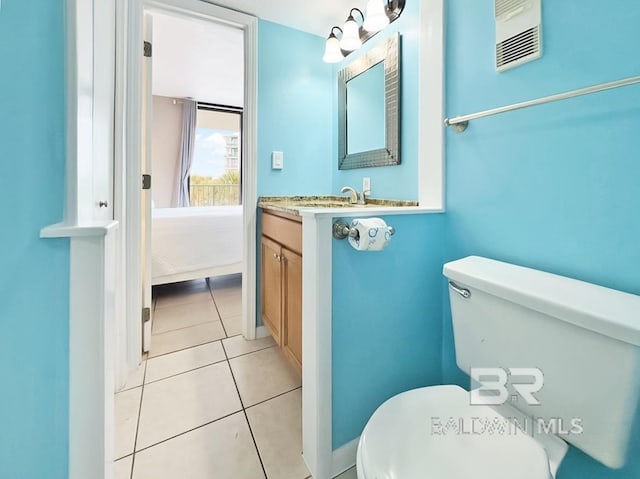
[192,128,237,178]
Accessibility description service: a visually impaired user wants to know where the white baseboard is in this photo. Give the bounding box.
[332,437,359,477]
[255,325,271,339]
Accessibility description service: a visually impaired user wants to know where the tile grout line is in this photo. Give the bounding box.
[208,284,230,338]
[147,327,269,360]
[127,278,271,477]
[144,344,278,386]
[244,385,302,410]
[131,409,244,455]
[146,300,244,361]
[121,352,297,476]
[151,316,222,338]
[131,342,282,459]
[208,278,244,334]
[241,410,268,479]
[154,279,219,312]
[114,375,145,462]
[132,334,238,455]
[225,343,277,361]
[137,286,213,460]
[146,337,231,360]
[152,287,220,334]
[222,341,269,479]
[129,359,147,479]
[153,299,215,313]
[144,357,228,385]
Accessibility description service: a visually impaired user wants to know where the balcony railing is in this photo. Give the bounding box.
[190,184,241,206]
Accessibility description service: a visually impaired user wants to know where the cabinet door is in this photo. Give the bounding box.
[261,236,282,344]
[282,248,302,373]
[92,0,115,221]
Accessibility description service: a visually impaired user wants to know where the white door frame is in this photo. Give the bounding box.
[115,0,258,378]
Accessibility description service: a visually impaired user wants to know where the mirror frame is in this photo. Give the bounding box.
[338,33,400,170]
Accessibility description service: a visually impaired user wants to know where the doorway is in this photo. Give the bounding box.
[112,1,263,476]
[140,11,246,353]
[115,0,258,388]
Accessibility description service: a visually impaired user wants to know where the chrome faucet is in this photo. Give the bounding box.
[341,186,366,205]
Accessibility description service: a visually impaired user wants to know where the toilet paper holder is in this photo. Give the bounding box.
[332,219,396,240]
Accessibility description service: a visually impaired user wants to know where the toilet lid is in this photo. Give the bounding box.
[358,385,551,479]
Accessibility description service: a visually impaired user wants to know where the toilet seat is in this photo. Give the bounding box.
[357,385,552,479]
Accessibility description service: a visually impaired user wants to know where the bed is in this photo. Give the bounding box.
[151,205,243,285]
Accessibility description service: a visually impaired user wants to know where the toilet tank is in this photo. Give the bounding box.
[443,256,640,469]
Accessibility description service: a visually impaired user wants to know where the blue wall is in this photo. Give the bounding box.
[257,2,423,202]
[0,1,69,478]
[2,1,637,476]
[330,1,446,449]
[331,213,445,448]
[444,0,640,477]
[332,0,421,201]
[257,20,334,197]
[253,16,449,450]
[256,19,335,325]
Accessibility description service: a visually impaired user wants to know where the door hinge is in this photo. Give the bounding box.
[142,307,151,323]
[143,41,152,58]
[142,174,151,190]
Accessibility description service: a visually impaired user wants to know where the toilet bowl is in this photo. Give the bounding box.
[356,385,562,479]
[356,256,640,478]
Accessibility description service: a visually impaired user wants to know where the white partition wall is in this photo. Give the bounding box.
[40,0,119,478]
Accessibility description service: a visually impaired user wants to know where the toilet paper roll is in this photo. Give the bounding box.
[347,218,392,252]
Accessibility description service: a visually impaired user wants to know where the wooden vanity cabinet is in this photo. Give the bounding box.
[281,247,302,370]
[260,210,302,374]
[261,236,283,344]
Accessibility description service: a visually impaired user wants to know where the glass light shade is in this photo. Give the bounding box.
[363,0,390,32]
[322,34,344,63]
[340,17,362,51]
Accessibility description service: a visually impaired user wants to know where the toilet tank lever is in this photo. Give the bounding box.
[449,281,471,299]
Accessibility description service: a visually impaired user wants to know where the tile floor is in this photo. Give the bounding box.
[114,274,357,479]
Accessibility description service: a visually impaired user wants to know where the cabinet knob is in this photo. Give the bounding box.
[99,200,109,208]
[273,252,281,262]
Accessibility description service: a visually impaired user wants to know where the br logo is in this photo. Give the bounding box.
[470,367,544,406]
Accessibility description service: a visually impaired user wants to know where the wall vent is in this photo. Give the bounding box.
[495,0,542,72]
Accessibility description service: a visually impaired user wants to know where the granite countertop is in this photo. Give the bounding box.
[258,195,420,216]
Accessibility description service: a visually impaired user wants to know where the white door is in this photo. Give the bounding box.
[93,0,115,221]
[141,14,154,352]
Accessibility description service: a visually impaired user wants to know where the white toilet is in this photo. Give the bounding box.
[357,256,640,479]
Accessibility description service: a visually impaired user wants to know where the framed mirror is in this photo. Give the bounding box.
[338,33,400,170]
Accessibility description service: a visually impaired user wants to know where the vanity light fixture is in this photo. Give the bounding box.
[322,0,406,63]
[363,0,390,32]
[322,27,345,63]
[340,9,364,51]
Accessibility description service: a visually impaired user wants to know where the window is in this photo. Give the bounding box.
[190,104,242,206]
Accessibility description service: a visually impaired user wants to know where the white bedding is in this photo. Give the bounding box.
[152,205,243,285]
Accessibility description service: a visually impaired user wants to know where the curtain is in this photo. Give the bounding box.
[177,99,197,207]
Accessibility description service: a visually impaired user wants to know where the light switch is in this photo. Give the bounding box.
[272,151,284,170]
[363,177,371,195]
